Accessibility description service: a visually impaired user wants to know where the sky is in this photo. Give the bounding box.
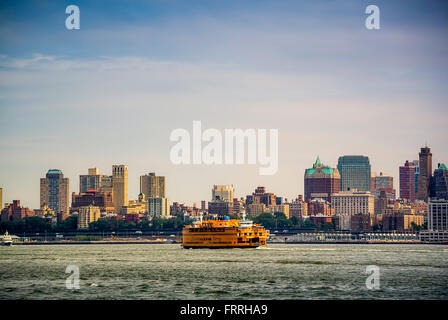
[0,0,447,209]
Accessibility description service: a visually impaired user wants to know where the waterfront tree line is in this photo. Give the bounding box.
[249,212,335,231]
[0,216,190,234]
[1,213,426,235]
[0,212,335,234]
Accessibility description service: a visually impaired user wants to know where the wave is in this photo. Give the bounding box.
[277,260,333,265]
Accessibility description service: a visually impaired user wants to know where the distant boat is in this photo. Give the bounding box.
[1,231,13,246]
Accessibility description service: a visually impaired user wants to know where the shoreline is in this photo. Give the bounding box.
[7,241,447,246]
[11,241,177,245]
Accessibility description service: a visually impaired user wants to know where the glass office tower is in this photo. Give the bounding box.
[337,155,371,192]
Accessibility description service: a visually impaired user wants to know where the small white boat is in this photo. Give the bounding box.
[1,231,13,246]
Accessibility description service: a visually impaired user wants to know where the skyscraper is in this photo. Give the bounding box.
[400,161,416,202]
[432,163,448,200]
[140,172,166,199]
[40,169,69,215]
[211,185,234,202]
[112,165,128,214]
[337,155,371,192]
[304,156,340,202]
[416,146,432,202]
[79,168,111,193]
[410,160,419,194]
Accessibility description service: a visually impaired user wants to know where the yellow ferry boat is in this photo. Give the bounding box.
[182,216,269,249]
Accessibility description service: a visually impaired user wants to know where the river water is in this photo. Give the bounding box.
[0,244,447,299]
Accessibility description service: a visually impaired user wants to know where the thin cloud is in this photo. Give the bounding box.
[0,53,56,68]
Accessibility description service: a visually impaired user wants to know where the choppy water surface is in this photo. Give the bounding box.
[0,244,447,299]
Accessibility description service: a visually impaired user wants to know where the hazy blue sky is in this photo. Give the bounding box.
[1,0,447,209]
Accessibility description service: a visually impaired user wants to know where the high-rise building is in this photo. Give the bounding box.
[288,195,308,219]
[112,165,128,214]
[212,185,234,202]
[374,190,388,214]
[431,163,448,200]
[416,146,432,202]
[147,197,170,218]
[331,189,374,230]
[246,186,276,207]
[304,157,340,202]
[79,168,111,193]
[246,203,267,217]
[410,160,419,194]
[420,199,448,242]
[400,161,416,202]
[370,172,376,191]
[99,176,113,193]
[40,169,69,215]
[232,198,244,216]
[77,205,101,229]
[427,199,448,231]
[337,155,371,192]
[371,172,394,194]
[140,172,166,199]
[139,172,169,218]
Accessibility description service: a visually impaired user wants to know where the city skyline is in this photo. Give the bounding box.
[0,147,446,209]
[1,0,448,208]
[2,0,448,307]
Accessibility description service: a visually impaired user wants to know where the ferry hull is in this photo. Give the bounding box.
[182,218,269,249]
[183,245,260,249]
